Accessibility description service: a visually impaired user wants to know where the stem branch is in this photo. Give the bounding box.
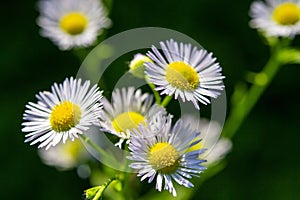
[146,78,161,104]
[161,95,172,107]
[223,42,283,139]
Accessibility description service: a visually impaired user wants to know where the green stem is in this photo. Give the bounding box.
[223,42,283,139]
[278,48,300,64]
[186,40,290,200]
[161,95,172,107]
[146,78,161,104]
[150,83,161,104]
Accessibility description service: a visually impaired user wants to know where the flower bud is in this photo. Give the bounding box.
[129,53,152,78]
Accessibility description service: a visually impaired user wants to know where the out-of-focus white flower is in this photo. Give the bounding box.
[182,115,232,165]
[38,139,89,170]
[250,0,300,37]
[37,0,111,50]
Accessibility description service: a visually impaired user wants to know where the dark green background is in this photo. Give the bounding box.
[1,0,300,199]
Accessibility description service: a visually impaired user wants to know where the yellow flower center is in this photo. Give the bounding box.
[112,111,145,133]
[165,61,199,91]
[273,3,300,25]
[50,101,82,132]
[149,142,180,174]
[60,12,88,35]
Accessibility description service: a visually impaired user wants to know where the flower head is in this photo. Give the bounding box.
[250,0,300,37]
[22,77,103,150]
[99,87,165,147]
[127,114,206,197]
[37,0,111,50]
[38,139,89,170]
[145,39,224,110]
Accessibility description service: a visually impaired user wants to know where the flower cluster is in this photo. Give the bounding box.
[21,0,300,199]
[22,36,226,196]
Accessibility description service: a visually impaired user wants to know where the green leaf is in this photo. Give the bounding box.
[113,180,123,192]
[84,177,117,200]
[84,185,104,200]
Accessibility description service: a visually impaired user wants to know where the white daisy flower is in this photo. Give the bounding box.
[182,115,232,166]
[145,39,225,110]
[37,0,111,50]
[250,0,300,37]
[128,114,206,197]
[99,87,165,147]
[22,77,103,150]
[38,139,89,170]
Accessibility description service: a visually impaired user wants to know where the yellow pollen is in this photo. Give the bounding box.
[165,61,199,91]
[50,101,82,132]
[149,142,180,174]
[60,12,88,35]
[273,3,300,25]
[112,111,145,133]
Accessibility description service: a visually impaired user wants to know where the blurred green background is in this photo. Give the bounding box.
[1,0,300,199]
